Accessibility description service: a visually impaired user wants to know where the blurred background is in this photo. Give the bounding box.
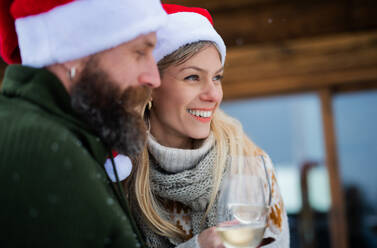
[164,0,377,248]
[1,0,377,247]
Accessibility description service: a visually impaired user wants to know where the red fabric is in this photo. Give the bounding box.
[162,4,214,26]
[106,151,118,159]
[0,0,74,64]
[0,0,20,64]
[11,0,75,18]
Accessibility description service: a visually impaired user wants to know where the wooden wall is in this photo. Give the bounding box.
[223,31,377,99]
[165,0,377,46]
[164,0,377,99]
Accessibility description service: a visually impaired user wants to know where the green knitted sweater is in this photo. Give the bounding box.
[0,65,144,248]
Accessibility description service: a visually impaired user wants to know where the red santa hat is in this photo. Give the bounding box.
[153,4,226,65]
[0,0,167,67]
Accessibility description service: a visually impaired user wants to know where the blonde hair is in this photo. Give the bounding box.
[129,41,259,239]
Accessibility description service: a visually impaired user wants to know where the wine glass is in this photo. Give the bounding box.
[216,155,272,248]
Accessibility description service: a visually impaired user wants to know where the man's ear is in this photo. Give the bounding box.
[62,56,91,81]
[46,56,91,93]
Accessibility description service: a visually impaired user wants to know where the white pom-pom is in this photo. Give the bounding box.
[104,154,133,182]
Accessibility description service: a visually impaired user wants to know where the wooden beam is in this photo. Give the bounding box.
[299,162,318,248]
[164,0,377,47]
[319,89,349,248]
[222,31,377,100]
[332,80,377,93]
[163,0,280,10]
[216,1,351,46]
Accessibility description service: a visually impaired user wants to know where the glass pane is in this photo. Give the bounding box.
[307,166,330,212]
[221,93,330,248]
[334,90,377,248]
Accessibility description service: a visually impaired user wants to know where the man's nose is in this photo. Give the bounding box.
[138,57,161,88]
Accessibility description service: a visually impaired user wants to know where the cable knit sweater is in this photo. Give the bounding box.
[135,133,290,248]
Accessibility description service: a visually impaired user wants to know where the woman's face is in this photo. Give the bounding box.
[150,45,223,148]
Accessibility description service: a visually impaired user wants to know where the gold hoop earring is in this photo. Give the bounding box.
[147,100,152,110]
[146,116,151,133]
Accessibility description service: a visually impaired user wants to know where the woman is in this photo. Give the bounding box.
[129,4,289,248]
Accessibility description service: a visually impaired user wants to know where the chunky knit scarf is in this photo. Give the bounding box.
[134,135,289,248]
[135,140,227,247]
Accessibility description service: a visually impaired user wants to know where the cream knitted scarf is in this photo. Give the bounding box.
[135,135,228,247]
[134,136,290,248]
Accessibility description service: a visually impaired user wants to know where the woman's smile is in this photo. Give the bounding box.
[187,108,214,123]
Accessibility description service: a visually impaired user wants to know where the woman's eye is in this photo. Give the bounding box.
[214,75,224,81]
[184,75,199,81]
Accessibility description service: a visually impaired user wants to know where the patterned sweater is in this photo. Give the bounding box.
[137,133,290,248]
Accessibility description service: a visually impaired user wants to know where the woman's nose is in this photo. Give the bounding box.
[200,80,223,102]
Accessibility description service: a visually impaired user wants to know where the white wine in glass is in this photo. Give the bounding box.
[216,156,271,248]
[216,222,266,248]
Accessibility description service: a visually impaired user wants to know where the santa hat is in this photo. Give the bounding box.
[0,0,167,67]
[153,4,226,65]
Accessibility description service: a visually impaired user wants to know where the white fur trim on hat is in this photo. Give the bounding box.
[153,12,226,65]
[15,0,167,67]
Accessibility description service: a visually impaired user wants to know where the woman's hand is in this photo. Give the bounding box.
[198,227,225,248]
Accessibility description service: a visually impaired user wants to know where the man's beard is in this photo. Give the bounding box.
[70,61,150,157]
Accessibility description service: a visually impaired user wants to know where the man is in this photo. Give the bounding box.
[0,0,167,247]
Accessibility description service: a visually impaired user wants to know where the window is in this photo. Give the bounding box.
[334,90,377,248]
[221,93,331,247]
